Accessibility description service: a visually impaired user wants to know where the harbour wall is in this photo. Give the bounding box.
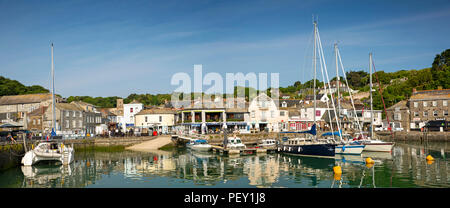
[0,136,156,171]
[376,131,449,142]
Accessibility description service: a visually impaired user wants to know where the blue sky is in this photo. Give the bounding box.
[1,0,449,98]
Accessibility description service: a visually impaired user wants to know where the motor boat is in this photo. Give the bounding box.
[21,141,74,166]
[225,136,246,150]
[187,139,212,152]
[257,139,277,149]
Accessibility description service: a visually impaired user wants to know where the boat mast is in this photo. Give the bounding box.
[313,20,317,127]
[51,43,56,134]
[335,43,340,120]
[369,53,374,139]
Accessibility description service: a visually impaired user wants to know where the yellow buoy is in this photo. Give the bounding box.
[426,155,434,161]
[334,173,342,181]
[365,163,374,168]
[333,166,342,174]
[365,157,374,164]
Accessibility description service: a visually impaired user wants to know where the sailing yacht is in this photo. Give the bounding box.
[278,21,336,157]
[355,53,394,152]
[22,43,75,166]
[326,43,365,155]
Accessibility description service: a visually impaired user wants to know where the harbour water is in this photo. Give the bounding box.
[0,141,448,188]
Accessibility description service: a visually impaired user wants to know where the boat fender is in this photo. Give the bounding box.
[426,155,434,161]
[342,145,346,152]
[333,166,342,174]
[365,163,374,168]
[31,144,34,149]
[365,157,374,164]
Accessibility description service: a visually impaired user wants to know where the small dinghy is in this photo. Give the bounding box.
[22,141,75,166]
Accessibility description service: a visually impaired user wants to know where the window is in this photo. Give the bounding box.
[432,101,437,107]
[251,111,255,118]
[394,113,401,120]
[66,110,69,117]
[37,119,40,125]
[444,110,448,116]
[280,111,285,116]
[414,112,419,117]
[159,116,162,122]
[130,108,133,113]
[444,100,448,107]
[423,102,427,107]
[423,111,428,117]
[73,120,76,127]
[65,120,69,128]
[33,119,36,125]
[145,116,148,122]
[395,107,400,112]
[434,111,438,117]
[270,111,275,118]
[79,121,82,128]
[282,102,287,108]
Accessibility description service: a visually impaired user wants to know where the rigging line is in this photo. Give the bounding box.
[317,36,334,139]
[336,48,364,136]
[371,56,394,138]
[316,29,342,141]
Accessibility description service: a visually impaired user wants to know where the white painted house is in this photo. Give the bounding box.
[248,93,288,132]
[121,100,143,132]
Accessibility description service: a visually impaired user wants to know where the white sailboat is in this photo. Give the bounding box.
[278,20,337,157]
[22,43,75,166]
[329,43,365,155]
[356,53,394,152]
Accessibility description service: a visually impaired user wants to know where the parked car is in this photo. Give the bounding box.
[374,125,384,131]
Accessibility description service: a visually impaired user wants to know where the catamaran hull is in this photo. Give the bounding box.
[363,143,394,152]
[278,144,336,157]
[21,150,74,166]
[335,145,365,155]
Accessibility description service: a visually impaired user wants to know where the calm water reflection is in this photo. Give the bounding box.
[0,142,448,188]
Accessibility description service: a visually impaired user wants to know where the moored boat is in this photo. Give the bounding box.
[187,139,212,152]
[21,141,74,166]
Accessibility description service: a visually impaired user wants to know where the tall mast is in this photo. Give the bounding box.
[335,43,340,119]
[313,21,317,125]
[51,43,56,133]
[369,53,374,139]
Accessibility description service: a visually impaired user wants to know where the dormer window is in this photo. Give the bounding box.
[282,101,287,108]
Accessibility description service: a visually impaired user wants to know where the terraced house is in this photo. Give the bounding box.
[0,93,61,129]
[408,88,450,130]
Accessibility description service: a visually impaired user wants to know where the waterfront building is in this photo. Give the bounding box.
[71,101,102,136]
[41,103,85,138]
[248,93,288,132]
[122,100,143,132]
[386,100,410,132]
[27,106,48,135]
[407,88,450,131]
[0,93,62,129]
[134,108,176,134]
[175,97,251,134]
